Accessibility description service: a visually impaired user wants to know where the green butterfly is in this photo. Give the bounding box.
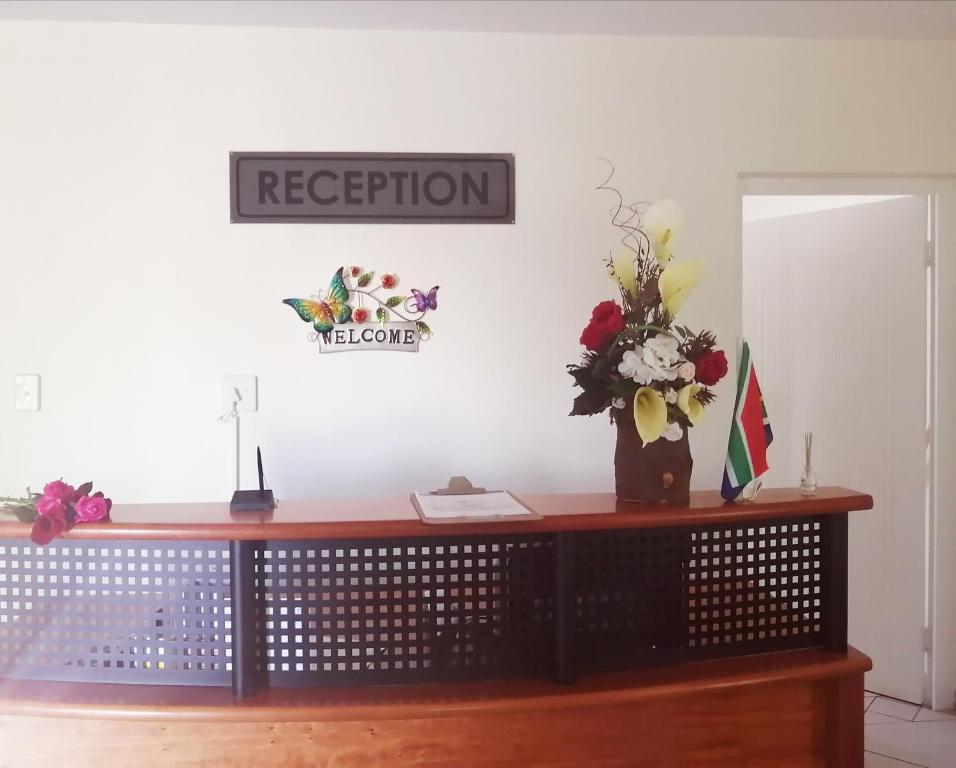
[283,267,353,333]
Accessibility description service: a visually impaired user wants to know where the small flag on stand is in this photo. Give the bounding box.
[721,340,773,501]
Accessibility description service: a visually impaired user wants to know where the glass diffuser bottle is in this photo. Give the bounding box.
[800,432,817,496]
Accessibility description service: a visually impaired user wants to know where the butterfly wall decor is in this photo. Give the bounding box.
[282,266,440,354]
[410,286,439,313]
[282,267,352,333]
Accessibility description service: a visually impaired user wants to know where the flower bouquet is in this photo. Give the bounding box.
[1,480,112,545]
[568,190,728,504]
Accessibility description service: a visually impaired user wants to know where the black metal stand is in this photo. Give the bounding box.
[554,531,577,685]
[230,540,265,698]
[822,513,849,652]
[0,511,852,696]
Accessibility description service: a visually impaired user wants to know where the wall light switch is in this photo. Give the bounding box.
[221,375,257,413]
[15,374,40,412]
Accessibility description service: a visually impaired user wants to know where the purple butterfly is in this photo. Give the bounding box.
[410,286,439,312]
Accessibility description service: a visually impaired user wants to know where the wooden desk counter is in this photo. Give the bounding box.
[0,486,872,541]
[0,647,871,767]
[0,487,873,766]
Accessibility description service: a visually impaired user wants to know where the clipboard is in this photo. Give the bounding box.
[410,477,541,525]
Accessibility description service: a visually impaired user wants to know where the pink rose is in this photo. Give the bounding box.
[31,507,67,545]
[43,480,75,502]
[73,495,109,523]
[36,495,66,518]
[677,361,696,381]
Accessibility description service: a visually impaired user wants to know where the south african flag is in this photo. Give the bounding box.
[721,341,773,501]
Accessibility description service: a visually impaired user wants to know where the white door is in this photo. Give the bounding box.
[742,196,929,703]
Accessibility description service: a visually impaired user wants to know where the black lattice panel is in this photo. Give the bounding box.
[575,517,825,671]
[258,535,554,685]
[0,539,231,685]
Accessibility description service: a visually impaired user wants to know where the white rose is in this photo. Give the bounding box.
[644,335,681,367]
[664,388,678,404]
[619,347,657,385]
[662,421,684,441]
[618,350,642,378]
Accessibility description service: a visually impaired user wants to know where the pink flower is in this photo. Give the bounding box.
[43,480,75,502]
[31,506,67,545]
[381,273,398,290]
[73,495,109,523]
[36,495,66,518]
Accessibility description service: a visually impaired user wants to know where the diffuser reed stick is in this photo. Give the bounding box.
[800,432,817,496]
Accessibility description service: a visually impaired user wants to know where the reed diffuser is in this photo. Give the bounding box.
[800,432,817,496]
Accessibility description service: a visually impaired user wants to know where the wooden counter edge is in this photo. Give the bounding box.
[0,488,874,541]
[0,647,871,723]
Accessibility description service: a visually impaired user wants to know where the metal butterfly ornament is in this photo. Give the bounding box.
[282,267,352,333]
[282,266,441,353]
[410,286,439,313]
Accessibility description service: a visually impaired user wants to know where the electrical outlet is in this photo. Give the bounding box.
[15,374,40,412]
[221,375,257,413]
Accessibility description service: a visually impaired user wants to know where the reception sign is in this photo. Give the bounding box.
[231,152,514,224]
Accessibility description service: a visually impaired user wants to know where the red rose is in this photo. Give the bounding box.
[31,506,68,545]
[349,266,362,278]
[42,480,75,502]
[74,494,110,523]
[352,307,370,323]
[695,350,728,386]
[36,495,66,518]
[381,273,398,289]
[579,301,625,351]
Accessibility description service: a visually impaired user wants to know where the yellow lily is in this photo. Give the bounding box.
[677,383,705,425]
[642,198,685,267]
[659,259,704,318]
[633,386,667,446]
[611,252,637,298]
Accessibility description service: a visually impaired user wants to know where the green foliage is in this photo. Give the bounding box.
[695,387,717,406]
[416,320,431,336]
[376,307,388,326]
[568,355,614,416]
[570,388,610,416]
[9,505,36,523]
[681,329,718,361]
[609,379,638,398]
[357,271,374,287]
[385,295,405,308]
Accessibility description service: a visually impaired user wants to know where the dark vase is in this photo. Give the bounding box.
[614,410,693,505]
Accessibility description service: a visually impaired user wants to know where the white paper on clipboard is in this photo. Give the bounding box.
[412,491,534,520]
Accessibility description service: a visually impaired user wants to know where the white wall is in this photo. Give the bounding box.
[742,195,910,223]
[1,22,955,504]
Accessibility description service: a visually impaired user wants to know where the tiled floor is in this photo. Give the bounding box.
[864,691,956,767]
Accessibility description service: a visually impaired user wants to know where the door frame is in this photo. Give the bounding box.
[739,174,956,710]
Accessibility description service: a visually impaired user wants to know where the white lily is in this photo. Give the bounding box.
[610,252,638,298]
[677,383,705,425]
[642,198,685,267]
[634,387,667,446]
[659,259,704,318]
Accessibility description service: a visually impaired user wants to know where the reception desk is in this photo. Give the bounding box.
[0,488,872,767]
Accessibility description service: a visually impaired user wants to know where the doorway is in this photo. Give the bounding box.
[741,191,933,704]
